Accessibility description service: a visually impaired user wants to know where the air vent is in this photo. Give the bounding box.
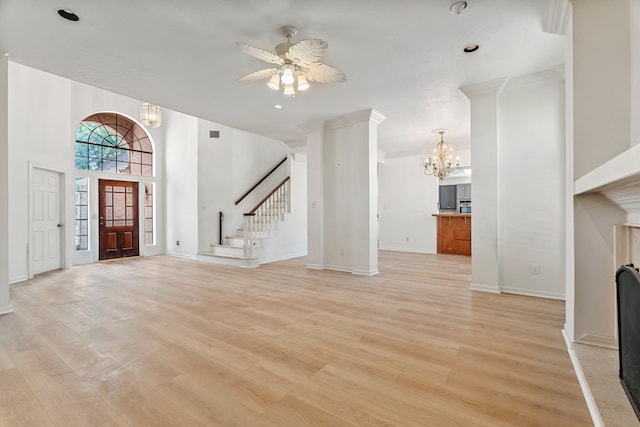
[210,131,220,138]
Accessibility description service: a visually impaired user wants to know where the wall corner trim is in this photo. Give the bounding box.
[543,0,572,35]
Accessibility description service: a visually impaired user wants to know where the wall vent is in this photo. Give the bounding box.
[210,130,220,138]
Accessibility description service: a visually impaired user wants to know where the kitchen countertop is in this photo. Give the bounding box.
[432,213,471,217]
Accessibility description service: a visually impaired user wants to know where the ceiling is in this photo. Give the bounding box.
[0,0,565,155]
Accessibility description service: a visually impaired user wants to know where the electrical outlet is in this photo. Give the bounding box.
[531,263,540,274]
[176,240,180,246]
[406,236,410,242]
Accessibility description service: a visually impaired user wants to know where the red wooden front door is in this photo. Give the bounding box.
[99,180,139,260]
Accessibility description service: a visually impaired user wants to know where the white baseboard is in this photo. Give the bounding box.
[324,264,354,274]
[9,275,28,285]
[378,247,437,254]
[306,263,324,270]
[167,252,197,260]
[575,334,618,350]
[470,283,501,293]
[562,329,604,427]
[501,286,565,300]
[259,251,307,265]
[352,268,379,276]
[71,259,94,266]
[0,304,13,315]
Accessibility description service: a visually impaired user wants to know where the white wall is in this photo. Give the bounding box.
[69,79,166,263]
[8,62,71,282]
[569,0,634,345]
[0,55,11,314]
[378,155,438,253]
[499,72,566,299]
[165,110,199,258]
[196,120,289,252]
[258,156,308,263]
[305,110,383,275]
[573,0,630,177]
[8,62,167,280]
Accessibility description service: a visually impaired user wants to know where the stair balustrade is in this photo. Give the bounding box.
[241,177,290,260]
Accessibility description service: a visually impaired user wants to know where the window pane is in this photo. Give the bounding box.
[75,114,153,177]
[76,143,88,157]
[103,147,117,160]
[144,183,154,245]
[88,145,101,157]
[88,158,101,171]
[74,177,89,251]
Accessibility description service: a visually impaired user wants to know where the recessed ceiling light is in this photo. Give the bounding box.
[450,1,468,15]
[57,9,80,22]
[463,43,479,53]
[274,104,283,110]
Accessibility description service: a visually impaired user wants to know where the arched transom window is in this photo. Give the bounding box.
[75,113,153,176]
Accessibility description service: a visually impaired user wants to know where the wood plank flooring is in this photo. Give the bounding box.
[0,252,591,426]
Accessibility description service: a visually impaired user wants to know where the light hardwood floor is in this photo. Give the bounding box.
[0,252,591,426]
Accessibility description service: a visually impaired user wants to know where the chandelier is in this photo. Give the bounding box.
[140,103,161,128]
[423,130,460,178]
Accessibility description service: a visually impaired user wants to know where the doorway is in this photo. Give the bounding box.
[31,167,63,274]
[99,179,139,260]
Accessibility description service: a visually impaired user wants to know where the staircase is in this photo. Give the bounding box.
[198,176,291,268]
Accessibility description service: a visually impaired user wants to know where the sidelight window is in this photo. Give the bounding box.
[75,177,89,251]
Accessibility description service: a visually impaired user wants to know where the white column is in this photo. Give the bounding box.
[0,54,13,315]
[460,78,508,293]
[301,121,326,269]
[571,0,631,345]
[346,109,386,276]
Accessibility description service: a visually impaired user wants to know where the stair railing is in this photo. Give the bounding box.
[235,156,287,206]
[242,177,290,258]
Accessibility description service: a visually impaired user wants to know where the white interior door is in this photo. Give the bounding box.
[32,168,62,274]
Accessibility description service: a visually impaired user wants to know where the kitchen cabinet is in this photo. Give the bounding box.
[456,183,471,201]
[433,214,471,256]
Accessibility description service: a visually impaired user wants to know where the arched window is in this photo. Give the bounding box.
[75,113,153,176]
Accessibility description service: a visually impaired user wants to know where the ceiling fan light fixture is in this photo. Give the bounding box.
[297,75,310,91]
[280,66,295,85]
[267,73,280,90]
[237,25,346,96]
[283,84,296,96]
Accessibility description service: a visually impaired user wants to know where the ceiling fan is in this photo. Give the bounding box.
[237,25,346,96]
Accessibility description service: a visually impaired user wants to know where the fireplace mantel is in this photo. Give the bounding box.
[575,144,640,226]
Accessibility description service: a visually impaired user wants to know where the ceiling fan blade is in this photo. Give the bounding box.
[238,68,278,82]
[285,39,328,67]
[304,63,347,83]
[236,42,284,65]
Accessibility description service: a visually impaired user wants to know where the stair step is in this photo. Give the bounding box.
[223,236,264,247]
[197,252,259,268]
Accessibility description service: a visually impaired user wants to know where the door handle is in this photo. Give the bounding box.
[57,224,62,227]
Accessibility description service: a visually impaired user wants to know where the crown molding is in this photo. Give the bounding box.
[299,120,325,134]
[344,108,387,125]
[324,117,350,130]
[506,67,565,89]
[459,77,509,100]
[543,0,572,35]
